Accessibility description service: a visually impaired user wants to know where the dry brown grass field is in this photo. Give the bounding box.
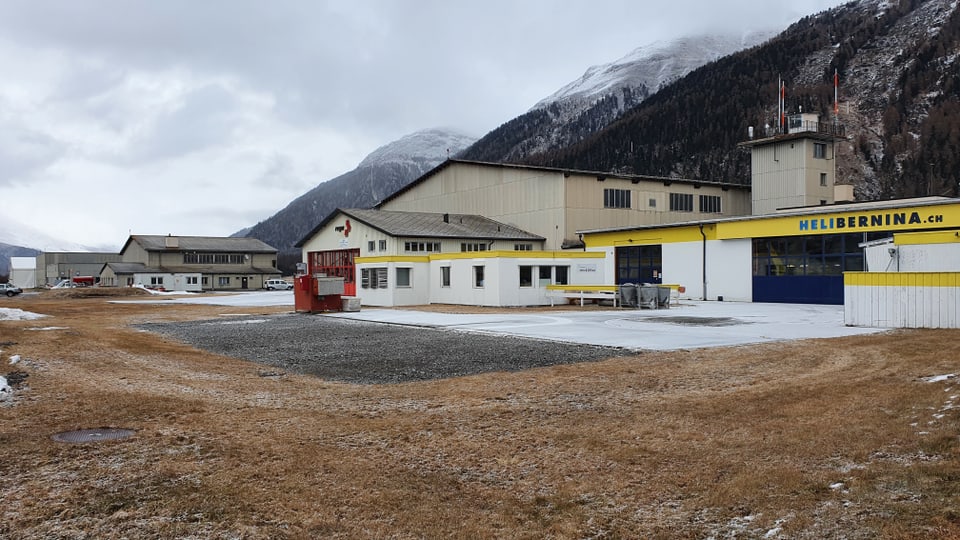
[1,291,959,539]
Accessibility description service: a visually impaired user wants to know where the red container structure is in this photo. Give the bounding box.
[305,249,358,296]
[294,275,345,313]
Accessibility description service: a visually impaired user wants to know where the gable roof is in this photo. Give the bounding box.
[121,235,277,254]
[375,158,750,209]
[295,208,544,247]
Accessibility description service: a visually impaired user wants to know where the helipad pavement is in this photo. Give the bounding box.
[120,291,886,351]
[326,301,885,351]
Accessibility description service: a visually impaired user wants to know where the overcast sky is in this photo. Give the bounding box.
[0,0,847,250]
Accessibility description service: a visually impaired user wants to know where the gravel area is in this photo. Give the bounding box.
[138,312,628,384]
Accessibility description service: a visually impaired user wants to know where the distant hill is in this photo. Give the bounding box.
[241,129,475,272]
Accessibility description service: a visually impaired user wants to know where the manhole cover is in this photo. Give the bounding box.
[645,316,742,327]
[52,428,136,443]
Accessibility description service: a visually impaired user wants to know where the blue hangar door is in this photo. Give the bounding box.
[616,245,662,285]
[751,234,866,305]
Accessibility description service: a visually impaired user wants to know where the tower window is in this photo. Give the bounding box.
[814,143,827,159]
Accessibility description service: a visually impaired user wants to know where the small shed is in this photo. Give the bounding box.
[845,230,960,328]
[9,257,37,289]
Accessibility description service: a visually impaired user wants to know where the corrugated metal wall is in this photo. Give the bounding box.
[843,272,960,328]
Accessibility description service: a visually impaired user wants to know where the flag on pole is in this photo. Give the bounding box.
[834,69,839,115]
[780,80,787,130]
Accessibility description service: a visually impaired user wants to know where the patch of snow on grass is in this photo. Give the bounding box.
[923,374,956,383]
[212,319,269,325]
[0,308,47,321]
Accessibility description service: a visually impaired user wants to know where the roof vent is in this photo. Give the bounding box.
[443,213,449,223]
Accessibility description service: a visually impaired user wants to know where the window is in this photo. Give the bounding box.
[461,243,488,252]
[202,277,208,286]
[514,243,533,251]
[820,173,828,186]
[519,266,533,287]
[604,188,631,208]
[814,142,827,159]
[378,240,387,251]
[555,266,569,285]
[218,277,230,286]
[441,266,450,287]
[699,195,722,213]
[361,267,388,289]
[669,193,694,212]
[186,276,198,285]
[367,241,375,252]
[539,266,551,283]
[649,198,657,208]
[752,234,866,277]
[473,266,485,288]
[150,276,164,286]
[396,267,411,288]
[404,241,441,252]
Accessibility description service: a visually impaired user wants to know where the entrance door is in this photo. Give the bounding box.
[241,277,248,289]
[615,245,662,284]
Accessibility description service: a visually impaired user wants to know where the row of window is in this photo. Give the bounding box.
[751,233,884,277]
[367,240,389,252]
[603,189,722,213]
[365,241,536,253]
[360,265,570,290]
[145,276,233,286]
[182,253,249,264]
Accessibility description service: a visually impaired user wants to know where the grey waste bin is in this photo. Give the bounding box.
[638,285,658,309]
[657,286,671,309]
[619,283,638,308]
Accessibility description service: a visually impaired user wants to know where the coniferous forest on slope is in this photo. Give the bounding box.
[503,0,960,200]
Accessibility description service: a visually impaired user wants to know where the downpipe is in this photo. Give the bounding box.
[699,224,707,301]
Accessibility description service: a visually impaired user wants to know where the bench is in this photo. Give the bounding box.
[545,285,620,307]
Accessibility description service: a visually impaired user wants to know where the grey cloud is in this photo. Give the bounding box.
[0,123,64,187]
[121,83,242,163]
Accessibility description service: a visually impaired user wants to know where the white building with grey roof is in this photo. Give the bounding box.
[297,208,607,307]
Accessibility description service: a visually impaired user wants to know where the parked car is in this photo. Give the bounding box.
[263,279,293,291]
[1,283,23,297]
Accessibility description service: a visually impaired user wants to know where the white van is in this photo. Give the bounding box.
[263,279,292,291]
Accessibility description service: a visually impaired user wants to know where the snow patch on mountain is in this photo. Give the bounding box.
[0,215,107,252]
[358,128,476,169]
[532,31,775,113]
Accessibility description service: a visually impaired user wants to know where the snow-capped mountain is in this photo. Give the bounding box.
[460,31,773,163]
[358,128,470,169]
[532,32,774,114]
[0,215,97,252]
[242,128,475,258]
[523,0,960,200]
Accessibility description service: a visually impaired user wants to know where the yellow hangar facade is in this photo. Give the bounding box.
[581,197,960,305]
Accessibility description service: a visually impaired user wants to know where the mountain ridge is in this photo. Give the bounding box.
[520,0,960,201]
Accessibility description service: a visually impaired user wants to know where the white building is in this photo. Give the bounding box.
[297,208,608,307]
[9,257,37,289]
